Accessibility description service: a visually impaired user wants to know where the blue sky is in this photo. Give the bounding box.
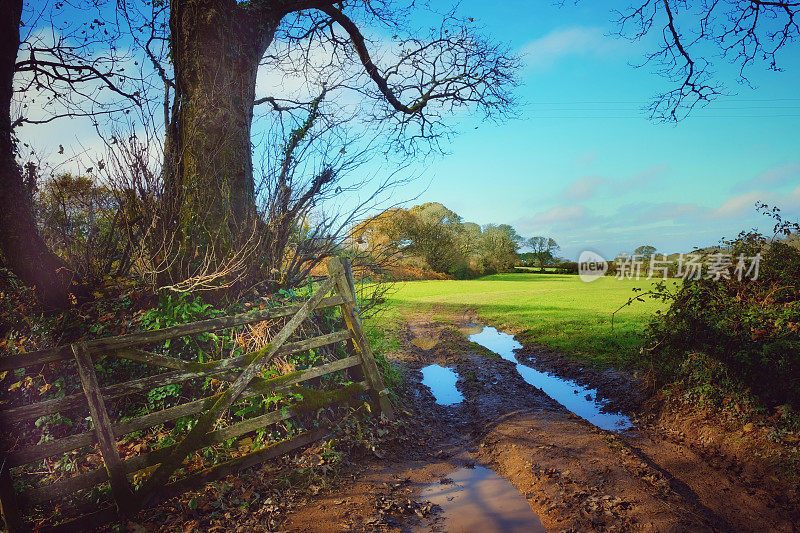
[402,1,800,259]
[16,0,800,261]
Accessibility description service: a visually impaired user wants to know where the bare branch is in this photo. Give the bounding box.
[611,0,799,121]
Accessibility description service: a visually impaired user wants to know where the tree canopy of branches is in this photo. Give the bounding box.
[612,0,800,120]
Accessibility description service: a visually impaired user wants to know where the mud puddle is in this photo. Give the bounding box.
[418,466,546,533]
[467,324,632,431]
[420,364,464,406]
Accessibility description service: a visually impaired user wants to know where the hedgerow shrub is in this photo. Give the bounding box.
[644,206,800,409]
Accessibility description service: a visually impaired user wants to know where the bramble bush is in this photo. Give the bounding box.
[642,205,800,410]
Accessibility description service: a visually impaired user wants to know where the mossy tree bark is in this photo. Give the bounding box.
[165,0,278,257]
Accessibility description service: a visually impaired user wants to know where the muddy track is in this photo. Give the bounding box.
[284,312,800,532]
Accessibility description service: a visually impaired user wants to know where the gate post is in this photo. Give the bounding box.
[327,258,394,419]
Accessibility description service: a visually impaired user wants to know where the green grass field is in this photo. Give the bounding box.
[369,273,675,369]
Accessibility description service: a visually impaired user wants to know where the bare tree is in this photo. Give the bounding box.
[129,0,519,263]
[2,0,143,307]
[250,86,418,291]
[612,0,800,121]
[92,128,252,294]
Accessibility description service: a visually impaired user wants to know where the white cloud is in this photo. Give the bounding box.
[564,176,603,200]
[515,205,590,236]
[711,191,764,218]
[532,204,588,224]
[560,165,669,201]
[520,26,621,70]
[576,149,599,167]
[733,162,800,192]
[626,201,704,224]
[707,186,800,220]
[631,164,669,185]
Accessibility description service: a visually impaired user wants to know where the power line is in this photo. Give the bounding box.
[529,98,800,104]
[528,114,800,118]
[530,106,800,110]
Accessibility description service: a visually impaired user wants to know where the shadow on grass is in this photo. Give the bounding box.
[473,273,577,282]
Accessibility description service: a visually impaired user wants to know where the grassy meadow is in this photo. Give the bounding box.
[368,272,676,369]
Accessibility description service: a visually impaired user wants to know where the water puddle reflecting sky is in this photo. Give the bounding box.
[468,325,633,432]
[419,466,546,533]
[420,364,464,406]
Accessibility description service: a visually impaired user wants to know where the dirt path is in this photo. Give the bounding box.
[283,311,800,532]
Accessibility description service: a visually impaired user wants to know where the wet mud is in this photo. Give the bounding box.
[284,310,800,532]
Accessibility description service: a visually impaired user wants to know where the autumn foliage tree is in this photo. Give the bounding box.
[352,203,523,278]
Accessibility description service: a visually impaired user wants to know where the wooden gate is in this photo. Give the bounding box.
[0,258,392,532]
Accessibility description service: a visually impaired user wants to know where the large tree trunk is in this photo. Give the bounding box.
[166,0,276,260]
[0,0,73,309]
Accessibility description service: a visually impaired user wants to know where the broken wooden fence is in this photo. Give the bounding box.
[0,258,392,532]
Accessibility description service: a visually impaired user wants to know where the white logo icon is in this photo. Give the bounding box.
[578,250,608,282]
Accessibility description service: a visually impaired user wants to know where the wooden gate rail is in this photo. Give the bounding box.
[0,258,392,532]
[2,329,356,424]
[0,296,348,373]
